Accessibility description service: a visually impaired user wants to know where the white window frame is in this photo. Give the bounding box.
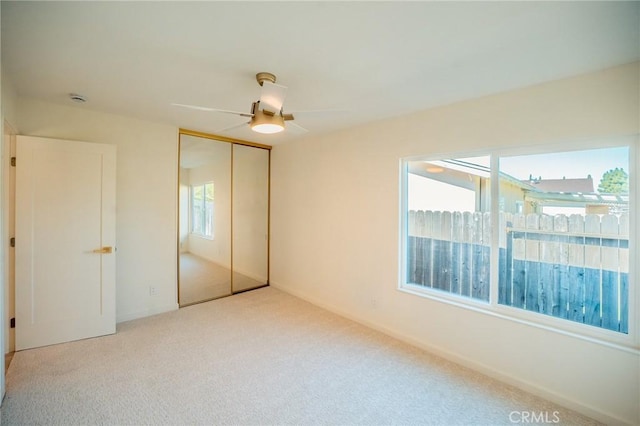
[399,137,639,350]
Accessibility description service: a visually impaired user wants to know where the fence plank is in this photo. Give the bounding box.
[525,214,541,312]
[479,212,491,301]
[407,211,417,284]
[451,212,463,295]
[511,214,526,309]
[438,211,453,292]
[600,215,619,331]
[620,214,629,334]
[432,212,445,290]
[420,211,433,286]
[407,235,416,283]
[567,215,586,323]
[499,212,511,305]
[539,215,555,315]
[461,212,473,297]
[554,215,570,319]
[471,212,485,300]
[583,215,601,327]
[412,211,424,285]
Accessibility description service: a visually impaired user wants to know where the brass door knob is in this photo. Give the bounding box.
[92,246,113,254]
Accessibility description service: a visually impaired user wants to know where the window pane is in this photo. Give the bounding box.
[192,185,203,201]
[406,156,491,301]
[191,185,204,235]
[498,147,629,334]
[204,183,214,238]
[191,183,214,238]
[205,182,214,202]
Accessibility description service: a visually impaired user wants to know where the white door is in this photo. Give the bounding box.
[15,136,116,350]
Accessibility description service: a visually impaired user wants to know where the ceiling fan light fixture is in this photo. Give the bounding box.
[250,109,285,134]
[252,123,284,134]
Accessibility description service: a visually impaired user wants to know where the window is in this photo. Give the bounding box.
[191,182,214,238]
[402,144,634,340]
[406,156,491,302]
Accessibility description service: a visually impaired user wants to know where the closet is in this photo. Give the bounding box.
[178,130,269,306]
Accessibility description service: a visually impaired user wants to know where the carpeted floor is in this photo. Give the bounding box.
[1,287,599,425]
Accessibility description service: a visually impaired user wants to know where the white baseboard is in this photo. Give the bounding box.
[269,280,631,426]
[116,303,179,324]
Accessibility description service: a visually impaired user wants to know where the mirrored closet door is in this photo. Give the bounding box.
[232,144,269,293]
[178,130,270,307]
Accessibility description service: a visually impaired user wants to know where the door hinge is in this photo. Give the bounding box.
[10,318,15,328]
[10,157,16,167]
[10,237,15,247]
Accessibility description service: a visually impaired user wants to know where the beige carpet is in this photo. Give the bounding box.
[2,287,599,425]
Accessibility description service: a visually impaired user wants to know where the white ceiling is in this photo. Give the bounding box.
[2,1,639,145]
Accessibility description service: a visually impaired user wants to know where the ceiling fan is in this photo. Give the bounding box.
[172,72,307,135]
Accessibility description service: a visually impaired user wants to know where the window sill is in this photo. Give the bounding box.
[190,233,214,241]
[398,284,640,354]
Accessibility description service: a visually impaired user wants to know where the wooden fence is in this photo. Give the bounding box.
[407,210,629,333]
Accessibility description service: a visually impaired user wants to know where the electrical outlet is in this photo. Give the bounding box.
[149,286,158,296]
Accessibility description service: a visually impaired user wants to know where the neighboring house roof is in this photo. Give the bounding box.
[521,177,594,193]
[410,163,627,208]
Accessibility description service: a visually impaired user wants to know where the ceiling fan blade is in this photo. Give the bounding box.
[216,121,250,133]
[171,103,253,118]
[287,108,347,116]
[285,121,308,134]
[259,81,287,113]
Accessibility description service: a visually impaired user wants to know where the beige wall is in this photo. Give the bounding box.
[270,62,640,424]
[15,98,179,322]
[1,67,18,126]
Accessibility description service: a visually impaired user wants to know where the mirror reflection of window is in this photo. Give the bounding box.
[190,182,214,239]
